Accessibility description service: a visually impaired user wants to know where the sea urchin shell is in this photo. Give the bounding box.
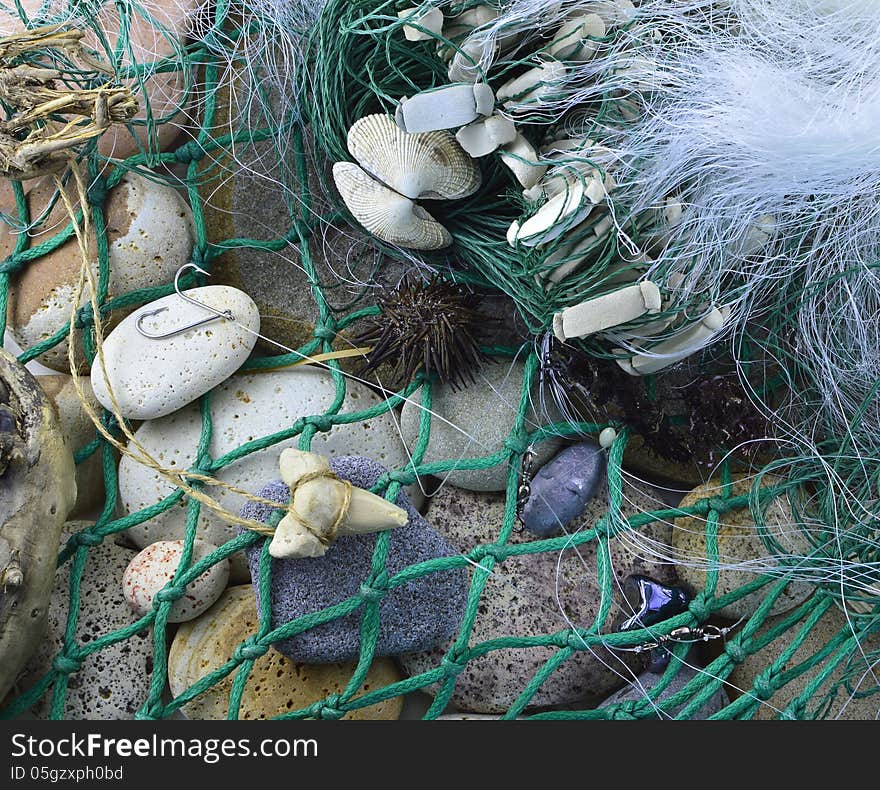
[354,275,491,391]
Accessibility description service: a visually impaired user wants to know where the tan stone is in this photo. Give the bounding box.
[673,475,813,619]
[728,604,880,719]
[169,586,404,720]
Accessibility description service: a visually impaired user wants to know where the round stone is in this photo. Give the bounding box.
[168,586,404,720]
[18,523,153,719]
[727,603,880,719]
[399,359,563,491]
[5,172,195,371]
[520,441,606,536]
[122,539,230,623]
[672,476,813,620]
[118,366,423,582]
[400,480,677,713]
[90,286,260,420]
[38,374,106,517]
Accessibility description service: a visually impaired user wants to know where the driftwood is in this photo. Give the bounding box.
[0,348,76,700]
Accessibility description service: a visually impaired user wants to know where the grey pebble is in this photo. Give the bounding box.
[600,663,730,719]
[240,456,469,663]
[399,360,563,492]
[520,442,606,536]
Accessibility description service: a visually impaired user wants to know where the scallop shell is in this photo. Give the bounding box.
[332,162,452,250]
[347,114,481,200]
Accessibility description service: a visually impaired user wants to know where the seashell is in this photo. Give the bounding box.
[500,133,548,189]
[620,305,730,375]
[552,281,662,341]
[270,449,409,559]
[398,6,444,41]
[332,162,452,250]
[509,178,592,247]
[455,113,517,158]
[548,14,606,61]
[497,60,567,108]
[347,114,481,200]
[396,83,495,133]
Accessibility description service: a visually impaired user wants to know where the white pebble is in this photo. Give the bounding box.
[599,427,618,448]
[90,286,259,420]
[122,539,230,623]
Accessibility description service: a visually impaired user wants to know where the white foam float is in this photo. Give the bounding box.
[552,281,662,340]
[396,82,495,132]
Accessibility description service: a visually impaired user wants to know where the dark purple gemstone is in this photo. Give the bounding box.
[620,574,691,631]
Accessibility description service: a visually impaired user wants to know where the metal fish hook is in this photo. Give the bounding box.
[136,263,236,340]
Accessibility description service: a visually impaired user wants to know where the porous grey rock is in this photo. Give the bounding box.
[241,456,469,663]
[19,523,154,719]
[400,480,678,713]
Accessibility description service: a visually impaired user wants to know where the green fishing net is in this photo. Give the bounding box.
[0,0,878,721]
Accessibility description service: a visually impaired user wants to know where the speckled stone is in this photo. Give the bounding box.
[38,374,106,517]
[520,442,605,536]
[727,605,880,719]
[400,481,678,713]
[399,360,563,491]
[19,522,153,720]
[600,663,730,719]
[241,456,468,663]
[118,366,423,582]
[122,539,230,623]
[5,173,195,371]
[169,586,404,719]
[91,286,260,420]
[673,476,813,620]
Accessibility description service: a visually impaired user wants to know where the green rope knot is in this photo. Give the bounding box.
[688,596,713,622]
[707,497,729,512]
[359,574,388,603]
[441,647,469,677]
[478,544,507,563]
[232,638,269,662]
[304,414,334,433]
[752,671,776,701]
[503,430,530,457]
[53,654,83,674]
[592,515,614,539]
[0,254,24,275]
[311,693,345,720]
[154,585,186,603]
[174,141,204,164]
[609,702,639,720]
[379,468,410,487]
[86,178,108,207]
[72,530,104,548]
[312,324,337,342]
[724,641,748,665]
[563,631,588,650]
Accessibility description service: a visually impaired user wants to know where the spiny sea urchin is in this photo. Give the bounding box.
[354,274,491,391]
